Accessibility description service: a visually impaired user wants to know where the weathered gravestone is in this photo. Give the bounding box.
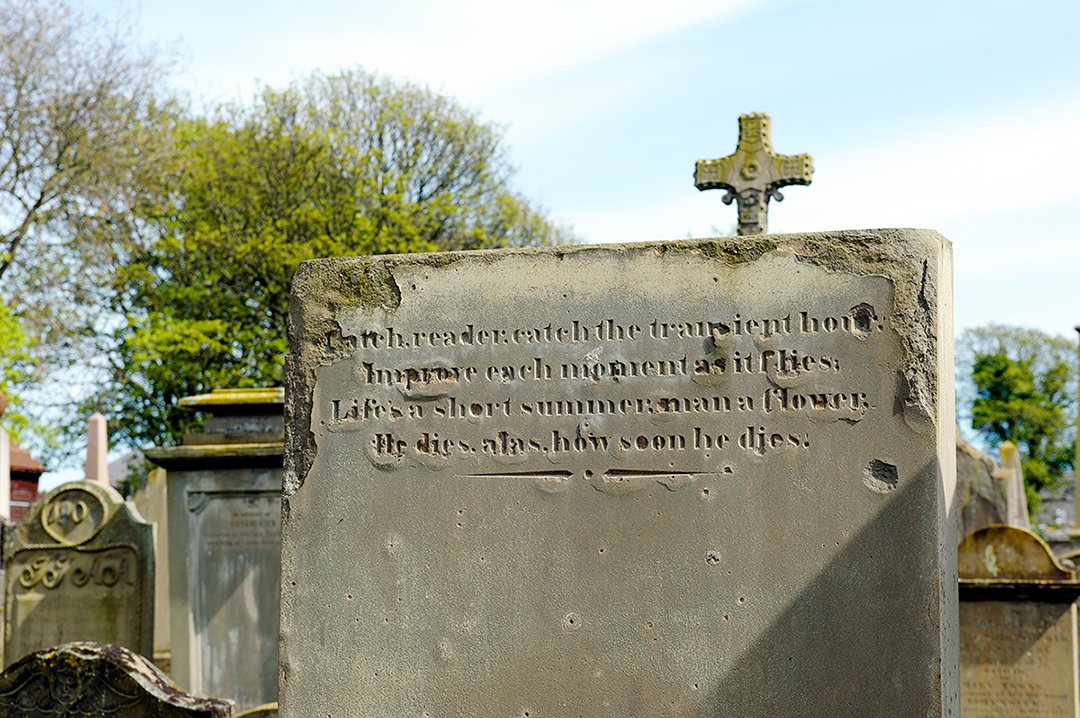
[145,388,283,712]
[282,229,958,716]
[132,466,172,673]
[959,525,1080,717]
[3,480,154,666]
[0,641,231,716]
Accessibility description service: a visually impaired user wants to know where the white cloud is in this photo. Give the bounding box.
[776,94,1080,232]
[160,0,755,108]
[321,0,755,100]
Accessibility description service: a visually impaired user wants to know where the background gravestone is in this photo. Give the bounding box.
[0,641,231,717]
[959,525,1080,717]
[3,480,153,666]
[145,388,282,712]
[282,229,957,716]
[132,466,172,673]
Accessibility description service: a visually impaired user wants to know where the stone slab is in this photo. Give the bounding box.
[163,467,280,711]
[959,525,1080,716]
[3,481,154,665]
[0,641,231,716]
[282,230,958,716]
[132,467,172,673]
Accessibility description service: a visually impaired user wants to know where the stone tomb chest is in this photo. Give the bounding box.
[960,525,1080,717]
[282,230,957,716]
[146,388,283,712]
[3,481,154,666]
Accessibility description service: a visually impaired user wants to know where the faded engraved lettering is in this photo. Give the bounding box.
[324,307,885,470]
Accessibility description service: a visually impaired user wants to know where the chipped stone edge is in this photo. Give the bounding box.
[283,228,951,500]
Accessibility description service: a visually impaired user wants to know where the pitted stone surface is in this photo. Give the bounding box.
[282,229,958,717]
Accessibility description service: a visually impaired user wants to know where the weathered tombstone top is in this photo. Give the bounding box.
[959,524,1080,598]
[282,229,956,716]
[4,480,155,664]
[694,112,813,235]
[145,388,284,470]
[0,642,232,717]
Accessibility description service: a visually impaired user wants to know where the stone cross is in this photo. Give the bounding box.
[84,412,109,485]
[694,112,813,235]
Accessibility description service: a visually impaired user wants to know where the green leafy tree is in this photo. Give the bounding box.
[86,69,575,450]
[959,325,1077,512]
[0,302,34,436]
[0,0,176,461]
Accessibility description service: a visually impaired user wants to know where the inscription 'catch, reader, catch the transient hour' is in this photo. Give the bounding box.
[319,306,884,473]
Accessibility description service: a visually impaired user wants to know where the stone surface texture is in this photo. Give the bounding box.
[282,229,957,717]
[3,480,154,666]
[959,525,1080,717]
[0,641,231,716]
[146,388,282,712]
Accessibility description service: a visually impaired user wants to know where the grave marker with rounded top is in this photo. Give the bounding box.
[3,480,154,665]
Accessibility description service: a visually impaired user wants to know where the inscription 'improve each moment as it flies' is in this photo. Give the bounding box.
[320,303,888,477]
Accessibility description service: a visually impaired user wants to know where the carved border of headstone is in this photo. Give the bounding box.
[0,642,231,716]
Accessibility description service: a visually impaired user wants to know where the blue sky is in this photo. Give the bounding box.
[123,0,1080,337]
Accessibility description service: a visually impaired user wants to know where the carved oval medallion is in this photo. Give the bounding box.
[41,486,108,546]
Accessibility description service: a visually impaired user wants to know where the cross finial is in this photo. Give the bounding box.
[694,112,813,235]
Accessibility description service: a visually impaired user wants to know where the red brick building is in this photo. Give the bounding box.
[8,442,43,523]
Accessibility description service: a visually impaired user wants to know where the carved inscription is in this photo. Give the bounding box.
[321,304,887,480]
[199,497,280,551]
[6,547,143,655]
[961,601,1078,718]
[41,487,108,546]
[18,551,135,591]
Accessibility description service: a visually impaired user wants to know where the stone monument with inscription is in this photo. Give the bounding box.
[959,524,1080,717]
[3,481,154,666]
[282,229,957,716]
[145,388,282,712]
